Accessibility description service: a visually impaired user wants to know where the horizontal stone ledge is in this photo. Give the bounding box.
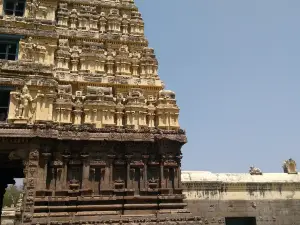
[0,127,187,142]
[34,204,123,211]
[0,27,57,39]
[33,211,119,218]
[159,203,187,208]
[31,215,202,225]
[123,204,158,209]
[62,0,138,9]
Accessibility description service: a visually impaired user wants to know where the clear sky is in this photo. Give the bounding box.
[135,0,300,173]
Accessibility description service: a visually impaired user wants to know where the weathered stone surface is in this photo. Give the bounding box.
[182,170,300,225]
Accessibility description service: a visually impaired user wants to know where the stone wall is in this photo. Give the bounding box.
[182,171,300,225]
[3,170,300,225]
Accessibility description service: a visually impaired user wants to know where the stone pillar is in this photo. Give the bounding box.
[41,148,51,189]
[160,158,164,188]
[176,155,183,189]
[8,90,20,121]
[107,154,115,189]
[47,92,55,121]
[35,91,44,121]
[73,107,83,125]
[81,153,90,189]
[49,168,55,190]
[142,155,149,190]
[61,151,71,189]
[23,143,40,225]
[125,155,132,189]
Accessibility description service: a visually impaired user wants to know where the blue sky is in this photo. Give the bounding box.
[136,0,300,172]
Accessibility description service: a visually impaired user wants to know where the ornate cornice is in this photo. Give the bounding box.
[62,0,138,10]
[0,124,187,142]
[30,215,208,225]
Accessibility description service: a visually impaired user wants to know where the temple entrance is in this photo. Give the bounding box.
[0,166,24,221]
[225,217,257,225]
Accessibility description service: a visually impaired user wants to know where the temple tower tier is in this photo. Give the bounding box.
[3,132,191,224]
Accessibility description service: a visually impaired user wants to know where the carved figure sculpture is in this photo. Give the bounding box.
[19,86,34,118]
[249,166,262,175]
[11,85,41,119]
[115,93,125,127]
[283,158,297,174]
[22,37,36,61]
[28,0,40,18]
[21,37,46,63]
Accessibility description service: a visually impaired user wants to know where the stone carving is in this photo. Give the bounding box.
[156,90,180,130]
[10,85,42,121]
[27,0,40,18]
[29,150,39,161]
[283,158,297,174]
[21,37,47,63]
[18,85,34,119]
[69,9,78,30]
[8,149,27,160]
[15,192,23,213]
[57,3,69,27]
[249,166,262,175]
[56,39,71,71]
[159,90,176,100]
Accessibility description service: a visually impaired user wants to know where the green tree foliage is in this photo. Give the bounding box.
[2,185,23,207]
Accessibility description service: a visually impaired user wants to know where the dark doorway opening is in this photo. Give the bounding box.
[225,217,257,225]
[0,87,12,122]
[0,166,24,221]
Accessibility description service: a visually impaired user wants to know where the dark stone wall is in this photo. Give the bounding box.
[185,199,299,225]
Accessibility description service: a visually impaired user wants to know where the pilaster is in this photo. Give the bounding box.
[61,151,71,189]
[22,143,40,225]
[81,152,90,190]
[40,147,51,190]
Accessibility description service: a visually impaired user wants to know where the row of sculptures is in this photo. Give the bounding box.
[22,0,144,36]
[55,40,158,77]
[57,6,144,35]
[19,38,159,79]
[8,85,180,130]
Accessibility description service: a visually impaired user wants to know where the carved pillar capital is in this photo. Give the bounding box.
[41,146,51,161]
[125,154,133,162]
[61,151,71,162]
[142,154,150,162]
[107,154,116,161]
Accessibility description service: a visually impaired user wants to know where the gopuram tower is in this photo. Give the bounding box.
[0,0,198,224]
